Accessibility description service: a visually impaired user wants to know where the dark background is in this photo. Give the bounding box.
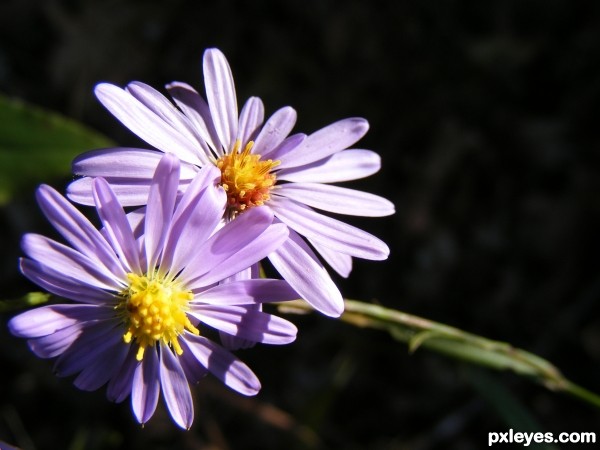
[1,0,600,449]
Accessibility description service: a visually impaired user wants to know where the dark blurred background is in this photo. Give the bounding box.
[1,0,600,449]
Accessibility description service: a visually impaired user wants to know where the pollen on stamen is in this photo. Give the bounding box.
[216,140,280,216]
[117,273,198,361]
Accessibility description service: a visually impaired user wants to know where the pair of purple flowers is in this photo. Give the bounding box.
[8,48,394,429]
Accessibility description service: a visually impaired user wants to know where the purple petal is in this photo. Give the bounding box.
[169,165,222,219]
[214,265,262,349]
[196,279,299,305]
[144,154,180,271]
[274,183,395,217]
[131,347,160,425]
[182,334,260,395]
[185,221,288,289]
[20,258,117,304]
[36,184,125,278]
[68,177,154,208]
[179,207,276,286]
[189,306,297,345]
[166,81,220,156]
[93,178,141,273]
[72,148,168,178]
[71,147,198,179]
[237,96,265,144]
[73,332,129,391]
[28,325,83,358]
[126,81,205,165]
[178,340,209,383]
[203,48,238,151]
[308,238,353,278]
[53,324,123,377]
[278,118,369,168]
[270,196,389,260]
[221,263,260,282]
[0,441,19,450]
[69,148,198,208]
[219,336,257,350]
[22,234,120,291]
[219,321,259,350]
[125,208,146,238]
[277,149,381,182]
[264,133,306,162]
[268,230,344,317]
[8,304,113,338]
[252,107,297,157]
[94,83,201,163]
[159,344,194,429]
[160,166,226,275]
[106,346,139,403]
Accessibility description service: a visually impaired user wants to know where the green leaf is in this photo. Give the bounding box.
[0,291,50,313]
[408,330,445,353]
[0,94,114,205]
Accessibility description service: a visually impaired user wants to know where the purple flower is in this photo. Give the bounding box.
[9,154,298,429]
[67,48,395,317]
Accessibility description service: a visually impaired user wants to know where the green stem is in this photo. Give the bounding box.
[277,299,600,409]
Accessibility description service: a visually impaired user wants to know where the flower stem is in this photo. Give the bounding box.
[277,299,600,409]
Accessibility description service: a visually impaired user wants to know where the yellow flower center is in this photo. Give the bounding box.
[216,140,280,216]
[117,273,198,361]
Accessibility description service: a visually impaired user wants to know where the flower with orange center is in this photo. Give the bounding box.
[68,47,395,318]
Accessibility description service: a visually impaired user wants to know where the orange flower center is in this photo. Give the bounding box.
[216,140,280,216]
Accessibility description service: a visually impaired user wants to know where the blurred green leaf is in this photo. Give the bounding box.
[0,291,50,313]
[0,94,114,205]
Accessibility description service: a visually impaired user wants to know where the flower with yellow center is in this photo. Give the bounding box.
[13,155,298,429]
[216,140,280,216]
[118,273,198,361]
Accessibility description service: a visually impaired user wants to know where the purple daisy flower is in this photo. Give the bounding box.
[67,48,395,317]
[9,154,298,429]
